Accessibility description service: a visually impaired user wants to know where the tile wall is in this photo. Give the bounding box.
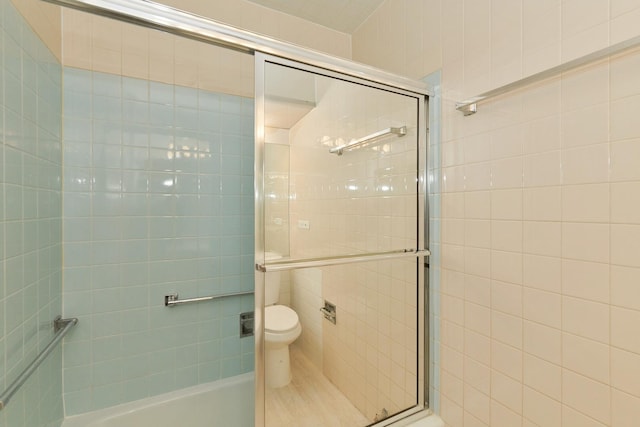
[264,142,290,260]
[288,74,424,420]
[61,68,255,415]
[353,1,640,426]
[289,77,420,258]
[351,0,442,82]
[290,268,322,367]
[61,1,352,99]
[263,141,292,307]
[0,1,64,426]
[9,0,61,61]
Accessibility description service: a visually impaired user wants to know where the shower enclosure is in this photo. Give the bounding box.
[257,55,429,425]
[0,0,432,426]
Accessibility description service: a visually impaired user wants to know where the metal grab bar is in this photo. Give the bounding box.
[456,34,640,115]
[0,316,78,410]
[165,290,254,307]
[256,249,430,272]
[329,126,407,155]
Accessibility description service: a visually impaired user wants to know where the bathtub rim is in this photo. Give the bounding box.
[61,372,254,427]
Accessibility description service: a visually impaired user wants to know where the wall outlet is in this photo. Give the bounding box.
[297,220,310,230]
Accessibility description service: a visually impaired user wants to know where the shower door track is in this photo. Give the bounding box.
[42,0,430,97]
[256,249,431,272]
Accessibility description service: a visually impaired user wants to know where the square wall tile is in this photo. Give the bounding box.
[62,68,254,415]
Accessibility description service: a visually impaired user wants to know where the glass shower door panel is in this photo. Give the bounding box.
[316,258,420,420]
[260,57,425,426]
[265,258,421,426]
[263,62,420,260]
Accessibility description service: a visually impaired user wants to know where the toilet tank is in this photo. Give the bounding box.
[264,252,282,305]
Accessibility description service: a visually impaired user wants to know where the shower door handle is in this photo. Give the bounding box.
[256,249,430,272]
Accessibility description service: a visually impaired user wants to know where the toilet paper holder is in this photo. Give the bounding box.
[320,301,336,324]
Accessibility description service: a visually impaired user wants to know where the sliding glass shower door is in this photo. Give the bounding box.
[255,54,428,426]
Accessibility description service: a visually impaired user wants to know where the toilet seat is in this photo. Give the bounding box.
[265,305,299,333]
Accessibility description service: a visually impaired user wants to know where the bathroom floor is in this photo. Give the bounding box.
[266,346,370,426]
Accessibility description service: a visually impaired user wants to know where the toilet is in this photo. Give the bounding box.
[264,252,302,388]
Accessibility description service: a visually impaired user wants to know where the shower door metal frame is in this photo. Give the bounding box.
[256,52,430,427]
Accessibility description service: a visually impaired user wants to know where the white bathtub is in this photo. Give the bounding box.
[61,373,254,427]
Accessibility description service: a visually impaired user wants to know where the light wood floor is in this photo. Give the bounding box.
[266,346,371,427]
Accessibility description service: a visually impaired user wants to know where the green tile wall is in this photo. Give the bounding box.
[1,2,255,421]
[0,0,63,426]
[62,68,255,415]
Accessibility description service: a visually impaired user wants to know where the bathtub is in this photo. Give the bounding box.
[61,373,254,427]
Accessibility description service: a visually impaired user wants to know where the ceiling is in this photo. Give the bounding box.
[246,0,385,33]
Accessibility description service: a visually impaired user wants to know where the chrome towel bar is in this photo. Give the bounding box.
[166,250,430,305]
[330,126,407,155]
[0,316,78,410]
[456,34,640,115]
[165,290,254,307]
[256,249,430,272]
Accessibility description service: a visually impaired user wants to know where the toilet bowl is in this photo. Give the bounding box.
[263,252,301,388]
[264,305,302,388]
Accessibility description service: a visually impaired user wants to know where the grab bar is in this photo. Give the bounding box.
[256,249,430,272]
[0,316,78,410]
[330,126,407,155]
[165,290,254,307]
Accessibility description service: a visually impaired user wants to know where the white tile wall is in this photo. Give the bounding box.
[290,268,323,368]
[60,1,352,99]
[264,142,290,260]
[353,0,640,426]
